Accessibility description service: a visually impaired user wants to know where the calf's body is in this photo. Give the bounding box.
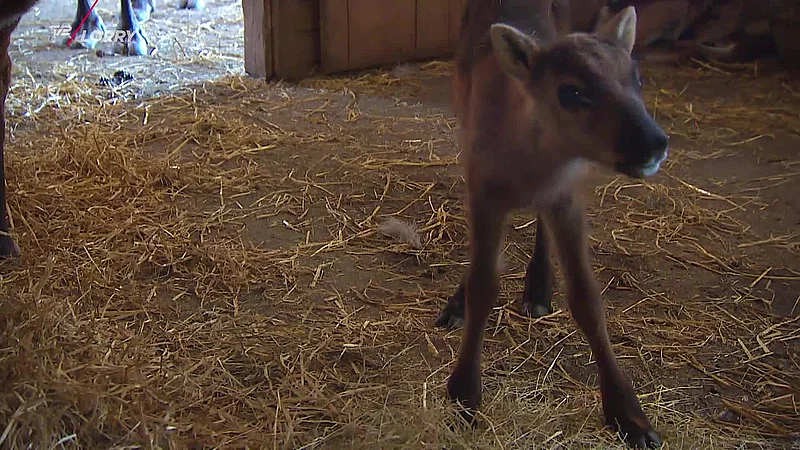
[440,1,669,448]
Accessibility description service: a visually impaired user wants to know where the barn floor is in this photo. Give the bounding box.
[2,2,800,449]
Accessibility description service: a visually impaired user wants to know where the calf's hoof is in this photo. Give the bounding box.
[0,234,20,259]
[519,298,552,318]
[446,365,481,426]
[602,378,662,448]
[434,288,465,329]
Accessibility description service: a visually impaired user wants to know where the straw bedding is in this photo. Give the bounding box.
[1,14,799,450]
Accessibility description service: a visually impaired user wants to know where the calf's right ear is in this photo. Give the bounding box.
[489,23,541,80]
[595,5,637,53]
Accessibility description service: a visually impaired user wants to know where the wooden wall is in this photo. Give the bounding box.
[243,0,465,80]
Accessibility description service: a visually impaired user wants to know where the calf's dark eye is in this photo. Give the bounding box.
[557,84,593,110]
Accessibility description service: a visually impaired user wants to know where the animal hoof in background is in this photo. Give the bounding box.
[178,0,205,11]
[697,41,738,61]
[111,28,150,56]
[0,234,21,259]
[434,296,465,329]
[63,17,106,50]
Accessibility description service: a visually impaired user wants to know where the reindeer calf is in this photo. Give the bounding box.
[439,3,668,448]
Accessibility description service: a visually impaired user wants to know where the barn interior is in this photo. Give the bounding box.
[1,0,798,448]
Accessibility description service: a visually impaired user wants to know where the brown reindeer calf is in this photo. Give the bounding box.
[441,3,668,448]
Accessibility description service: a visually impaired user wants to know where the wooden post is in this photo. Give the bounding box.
[271,0,319,80]
[242,0,465,80]
[242,0,272,78]
[320,0,349,73]
[416,0,451,59]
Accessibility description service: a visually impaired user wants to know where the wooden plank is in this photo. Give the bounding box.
[242,0,272,78]
[346,0,416,70]
[416,0,451,59]
[449,0,466,49]
[319,0,349,73]
[270,0,319,80]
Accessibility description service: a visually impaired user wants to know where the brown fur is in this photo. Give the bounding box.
[0,0,39,257]
[445,1,668,448]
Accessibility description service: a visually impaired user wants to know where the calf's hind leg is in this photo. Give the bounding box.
[435,216,553,329]
[542,193,661,449]
[519,217,554,317]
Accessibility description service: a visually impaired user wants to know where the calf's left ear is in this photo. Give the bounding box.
[490,23,542,80]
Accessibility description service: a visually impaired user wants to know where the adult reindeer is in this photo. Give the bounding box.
[0,0,209,258]
[438,0,668,448]
[65,0,204,56]
[0,0,39,257]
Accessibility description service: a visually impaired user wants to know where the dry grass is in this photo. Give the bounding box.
[0,53,798,450]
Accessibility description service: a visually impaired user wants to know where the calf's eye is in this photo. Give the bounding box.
[557,84,593,110]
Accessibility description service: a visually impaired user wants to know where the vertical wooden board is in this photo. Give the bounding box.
[346,0,416,70]
[242,0,272,78]
[449,0,466,49]
[416,0,451,59]
[319,0,349,73]
[270,0,319,80]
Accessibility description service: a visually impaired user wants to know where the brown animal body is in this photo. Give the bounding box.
[0,0,40,258]
[439,0,668,448]
[600,0,793,62]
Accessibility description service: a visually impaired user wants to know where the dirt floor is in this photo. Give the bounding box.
[1,1,799,449]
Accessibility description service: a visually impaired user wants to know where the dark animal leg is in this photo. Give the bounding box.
[64,0,106,50]
[434,280,466,329]
[542,193,661,449]
[435,215,552,329]
[178,0,205,11]
[446,191,507,423]
[519,216,553,317]
[0,23,21,258]
[112,0,150,56]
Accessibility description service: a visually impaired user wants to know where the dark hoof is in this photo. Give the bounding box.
[622,428,662,449]
[0,234,20,259]
[178,0,205,11]
[519,301,552,318]
[602,376,662,449]
[520,278,552,318]
[446,366,481,427]
[434,293,465,330]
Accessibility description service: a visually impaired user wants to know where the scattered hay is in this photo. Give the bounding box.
[0,40,798,449]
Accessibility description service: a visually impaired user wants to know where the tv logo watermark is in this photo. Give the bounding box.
[50,24,136,45]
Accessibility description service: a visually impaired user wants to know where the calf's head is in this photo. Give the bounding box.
[489,6,669,179]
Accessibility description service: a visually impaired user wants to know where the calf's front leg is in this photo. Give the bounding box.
[446,190,508,423]
[542,193,661,449]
